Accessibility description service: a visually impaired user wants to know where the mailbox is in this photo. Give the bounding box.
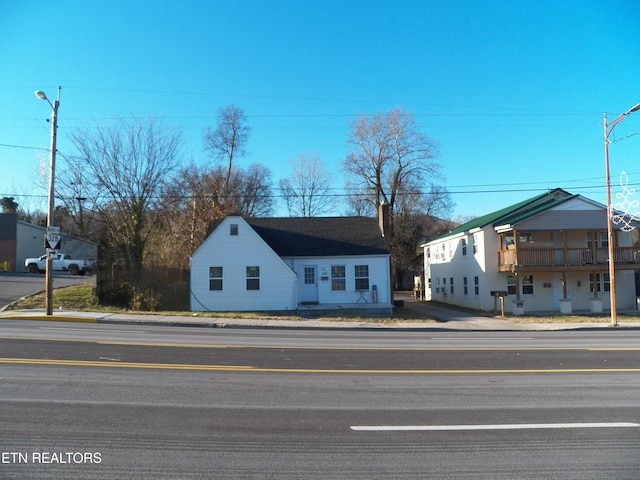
[490,291,508,317]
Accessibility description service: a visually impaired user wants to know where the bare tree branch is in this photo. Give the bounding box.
[279,153,333,217]
[203,105,250,190]
[66,117,182,285]
[343,107,444,216]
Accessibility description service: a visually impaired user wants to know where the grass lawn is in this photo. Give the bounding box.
[6,284,436,323]
[7,284,640,324]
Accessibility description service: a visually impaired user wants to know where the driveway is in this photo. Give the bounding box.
[0,272,94,309]
[395,291,541,329]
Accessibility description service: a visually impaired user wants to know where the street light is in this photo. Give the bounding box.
[603,102,640,327]
[35,87,61,316]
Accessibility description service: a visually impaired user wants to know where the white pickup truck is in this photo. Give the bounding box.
[24,253,94,276]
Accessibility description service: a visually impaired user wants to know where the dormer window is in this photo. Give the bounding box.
[230,224,238,236]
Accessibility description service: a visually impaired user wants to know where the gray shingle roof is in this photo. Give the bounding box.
[244,217,389,257]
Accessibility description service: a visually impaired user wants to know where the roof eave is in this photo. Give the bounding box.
[494,224,513,233]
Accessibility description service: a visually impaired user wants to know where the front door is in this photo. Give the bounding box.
[300,265,318,303]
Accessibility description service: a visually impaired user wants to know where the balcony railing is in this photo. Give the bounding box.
[499,247,640,270]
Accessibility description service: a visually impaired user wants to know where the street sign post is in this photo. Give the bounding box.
[45,233,61,251]
[45,226,61,251]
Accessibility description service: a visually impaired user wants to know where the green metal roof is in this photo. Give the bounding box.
[431,188,577,242]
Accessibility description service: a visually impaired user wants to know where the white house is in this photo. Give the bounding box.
[422,189,639,314]
[190,215,392,313]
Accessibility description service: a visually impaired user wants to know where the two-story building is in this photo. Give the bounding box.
[422,189,639,314]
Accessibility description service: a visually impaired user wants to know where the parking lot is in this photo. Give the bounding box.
[0,272,94,309]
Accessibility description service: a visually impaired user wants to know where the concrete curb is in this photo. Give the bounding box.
[7,315,98,323]
[2,310,640,332]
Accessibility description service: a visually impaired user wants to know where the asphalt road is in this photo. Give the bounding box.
[0,272,93,309]
[1,322,639,479]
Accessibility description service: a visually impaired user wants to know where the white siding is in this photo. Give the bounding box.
[424,223,638,312]
[190,217,392,312]
[286,255,392,306]
[190,217,297,311]
[425,228,495,310]
[424,230,519,311]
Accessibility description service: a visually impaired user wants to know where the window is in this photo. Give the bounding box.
[450,277,454,294]
[463,276,468,295]
[507,275,535,295]
[230,224,239,236]
[587,231,608,249]
[519,232,533,243]
[522,275,534,295]
[355,265,369,291]
[589,273,610,292]
[246,266,260,290]
[304,267,315,285]
[462,238,467,256]
[474,276,479,295]
[504,232,534,246]
[209,266,223,291]
[473,235,478,254]
[331,265,346,291]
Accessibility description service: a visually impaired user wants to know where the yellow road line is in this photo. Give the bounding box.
[0,358,255,370]
[2,358,640,374]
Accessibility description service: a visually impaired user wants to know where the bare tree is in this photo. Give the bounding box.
[231,163,274,217]
[163,163,220,258]
[342,107,446,218]
[343,107,453,288]
[163,162,274,260]
[55,165,98,239]
[279,153,333,217]
[66,117,182,288]
[203,105,250,189]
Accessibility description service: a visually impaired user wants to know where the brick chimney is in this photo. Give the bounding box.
[378,201,391,237]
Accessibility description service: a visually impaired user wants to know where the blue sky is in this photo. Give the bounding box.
[2,0,639,219]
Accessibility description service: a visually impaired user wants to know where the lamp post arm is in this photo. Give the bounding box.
[47,101,59,227]
[606,105,640,140]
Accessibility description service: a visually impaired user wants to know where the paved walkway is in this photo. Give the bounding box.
[1,309,631,331]
[397,292,640,331]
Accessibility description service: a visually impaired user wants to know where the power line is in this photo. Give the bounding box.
[0,143,42,150]
[3,181,636,204]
